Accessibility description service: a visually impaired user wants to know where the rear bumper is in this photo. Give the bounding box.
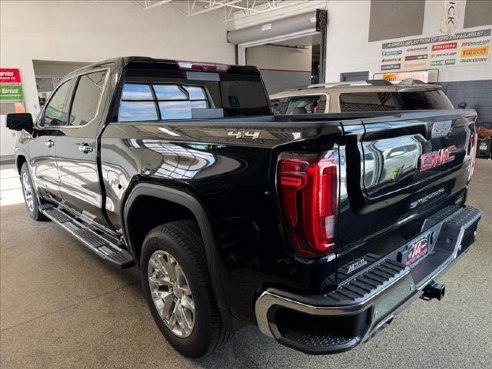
[255,205,481,354]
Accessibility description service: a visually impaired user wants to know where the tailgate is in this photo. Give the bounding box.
[337,109,477,265]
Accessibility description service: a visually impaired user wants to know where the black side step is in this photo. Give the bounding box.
[40,205,134,269]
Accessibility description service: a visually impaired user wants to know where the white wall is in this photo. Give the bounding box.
[324,0,492,82]
[0,0,234,157]
[247,44,312,93]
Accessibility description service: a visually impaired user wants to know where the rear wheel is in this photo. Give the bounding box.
[20,163,47,221]
[141,220,231,357]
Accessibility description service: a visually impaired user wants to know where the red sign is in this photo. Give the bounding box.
[406,237,428,265]
[0,68,21,84]
[432,42,458,51]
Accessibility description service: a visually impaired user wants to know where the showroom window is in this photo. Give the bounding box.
[69,70,108,126]
[118,83,210,122]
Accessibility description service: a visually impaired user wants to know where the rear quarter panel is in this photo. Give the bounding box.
[100,120,343,321]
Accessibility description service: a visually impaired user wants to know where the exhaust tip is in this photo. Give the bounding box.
[421,281,445,301]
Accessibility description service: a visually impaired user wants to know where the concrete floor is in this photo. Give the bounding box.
[1,161,491,369]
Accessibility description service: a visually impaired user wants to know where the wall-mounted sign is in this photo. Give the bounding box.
[374,69,439,83]
[0,85,24,100]
[0,68,21,84]
[380,28,491,71]
[0,68,24,104]
[14,102,26,113]
[440,1,463,36]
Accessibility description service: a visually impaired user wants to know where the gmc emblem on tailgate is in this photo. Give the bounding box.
[419,145,457,171]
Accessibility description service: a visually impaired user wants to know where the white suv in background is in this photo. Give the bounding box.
[270,79,455,115]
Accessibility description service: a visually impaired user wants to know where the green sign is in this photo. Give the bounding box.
[430,59,456,66]
[0,84,24,101]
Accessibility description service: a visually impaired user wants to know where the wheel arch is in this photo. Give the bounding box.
[123,184,215,261]
[15,154,27,174]
[122,183,234,327]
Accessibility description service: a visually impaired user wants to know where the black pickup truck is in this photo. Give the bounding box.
[7,57,481,358]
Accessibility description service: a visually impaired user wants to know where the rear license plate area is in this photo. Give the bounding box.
[399,234,430,266]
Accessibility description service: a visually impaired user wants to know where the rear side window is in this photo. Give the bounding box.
[398,89,453,110]
[43,80,73,126]
[119,84,158,121]
[69,70,107,126]
[339,92,401,112]
[285,95,327,115]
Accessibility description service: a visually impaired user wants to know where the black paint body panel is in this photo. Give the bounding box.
[13,57,477,323]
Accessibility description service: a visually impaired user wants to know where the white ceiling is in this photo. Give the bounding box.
[133,0,320,23]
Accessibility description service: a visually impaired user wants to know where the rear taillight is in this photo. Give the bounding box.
[468,131,477,182]
[278,151,338,258]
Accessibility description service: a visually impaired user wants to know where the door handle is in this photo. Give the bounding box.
[44,140,55,148]
[78,144,94,154]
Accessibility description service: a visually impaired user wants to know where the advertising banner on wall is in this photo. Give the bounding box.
[380,28,491,71]
[0,68,24,102]
[0,69,21,84]
[439,0,463,36]
[374,69,439,83]
[0,68,25,115]
[0,85,24,101]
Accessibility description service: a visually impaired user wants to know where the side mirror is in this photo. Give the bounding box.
[6,113,34,132]
[457,102,467,109]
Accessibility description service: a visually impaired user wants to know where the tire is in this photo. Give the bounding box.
[140,220,231,358]
[20,163,47,221]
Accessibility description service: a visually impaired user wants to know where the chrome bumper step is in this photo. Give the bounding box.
[255,205,481,355]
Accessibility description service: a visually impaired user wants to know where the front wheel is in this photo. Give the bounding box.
[140,220,231,358]
[20,163,47,221]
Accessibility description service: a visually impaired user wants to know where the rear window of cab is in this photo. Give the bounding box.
[117,71,271,122]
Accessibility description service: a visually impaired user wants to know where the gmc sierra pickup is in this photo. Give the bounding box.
[7,57,481,358]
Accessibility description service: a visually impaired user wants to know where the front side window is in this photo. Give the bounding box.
[42,80,73,126]
[69,70,107,126]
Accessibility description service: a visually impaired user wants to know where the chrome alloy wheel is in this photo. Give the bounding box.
[148,250,195,338]
[22,172,34,212]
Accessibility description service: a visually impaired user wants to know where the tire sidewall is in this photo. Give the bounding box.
[20,163,39,219]
[140,229,215,357]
